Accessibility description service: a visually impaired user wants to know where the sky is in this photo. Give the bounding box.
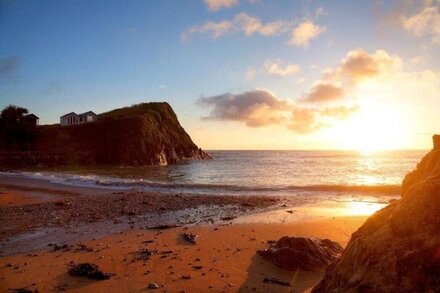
[0,0,439,150]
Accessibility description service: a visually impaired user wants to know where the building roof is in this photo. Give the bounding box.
[60,112,78,118]
[78,111,97,116]
[23,113,39,119]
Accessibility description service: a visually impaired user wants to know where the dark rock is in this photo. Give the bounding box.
[313,134,440,292]
[8,289,38,293]
[183,232,198,244]
[148,283,159,289]
[192,265,203,270]
[132,249,157,262]
[68,263,112,280]
[258,237,343,271]
[53,244,69,251]
[262,277,290,287]
[146,224,181,230]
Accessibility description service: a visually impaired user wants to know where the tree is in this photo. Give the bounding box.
[0,105,35,150]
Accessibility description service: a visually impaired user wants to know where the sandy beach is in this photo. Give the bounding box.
[0,173,373,292]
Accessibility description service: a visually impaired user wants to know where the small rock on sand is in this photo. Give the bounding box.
[148,282,159,289]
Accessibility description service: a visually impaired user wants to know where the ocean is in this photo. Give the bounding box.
[4,150,428,203]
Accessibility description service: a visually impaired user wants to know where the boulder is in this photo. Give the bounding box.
[313,135,440,292]
[258,236,343,271]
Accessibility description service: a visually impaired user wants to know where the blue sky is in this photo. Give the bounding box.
[1,0,439,149]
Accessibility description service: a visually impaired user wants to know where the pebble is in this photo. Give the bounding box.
[148,282,159,289]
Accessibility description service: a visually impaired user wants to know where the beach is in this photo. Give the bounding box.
[0,173,373,292]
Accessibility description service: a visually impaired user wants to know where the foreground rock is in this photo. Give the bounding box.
[258,236,343,271]
[313,135,440,292]
[68,263,112,280]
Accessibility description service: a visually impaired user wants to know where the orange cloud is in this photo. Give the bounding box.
[288,20,326,48]
[301,82,344,103]
[323,48,402,83]
[198,89,357,134]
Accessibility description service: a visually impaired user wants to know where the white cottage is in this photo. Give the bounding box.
[60,111,97,126]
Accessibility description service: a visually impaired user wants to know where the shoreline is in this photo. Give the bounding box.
[0,173,382,292]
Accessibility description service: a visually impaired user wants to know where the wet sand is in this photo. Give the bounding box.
[0,173,373,292]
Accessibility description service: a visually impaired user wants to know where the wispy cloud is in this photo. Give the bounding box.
[402,5,440,44]
[182,13,292,42]
[204,0,238,12]
[0,56,19,81]
[234,13,290,36]
[182,12,327,46]
[181,20,233,42]
[288,20,326,47]
[246,59,300,79]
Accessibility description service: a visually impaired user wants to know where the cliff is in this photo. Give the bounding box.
[313,135,440,292]
[3,102,210,166]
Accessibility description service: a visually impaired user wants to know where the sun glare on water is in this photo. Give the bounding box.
[345,201,385,216]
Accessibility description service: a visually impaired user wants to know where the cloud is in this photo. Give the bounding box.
[182,12,328,47]
[322,48,402,83]
[198,89,357,134]
[245,67,257,80]
[234,13,289,36]
[402,5,440,44]
[181,20,233,42]
[287,104,359,134]
[320,105,360,119]
[40,80,63,94]
[182,13,294,42]
[288,20,326,47]
[287,107,325,134]
[204,0,238,11]
[0,56,19,81]
[198,89,291,127]
[247,59,300,79]
[263,59,300,76]
[301,82,344,103]
[297,48,402,105]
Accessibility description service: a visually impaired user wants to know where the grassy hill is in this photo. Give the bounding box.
[3,102,210,167]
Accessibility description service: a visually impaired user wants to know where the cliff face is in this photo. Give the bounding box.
[28,102,210,166]
[313,135,440,292]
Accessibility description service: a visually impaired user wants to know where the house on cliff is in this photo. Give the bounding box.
[20,113,39,127]
[60,111,97,126]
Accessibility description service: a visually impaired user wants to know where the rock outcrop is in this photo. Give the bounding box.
[3,102,210,167]
[258,237,343,271]
[313,135,440,292]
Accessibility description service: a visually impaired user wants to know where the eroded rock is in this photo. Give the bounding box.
[68,263,112,280]
[313,134,440,292]
[258,236,343,271]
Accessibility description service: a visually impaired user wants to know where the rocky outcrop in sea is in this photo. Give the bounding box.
[1,102,211,167]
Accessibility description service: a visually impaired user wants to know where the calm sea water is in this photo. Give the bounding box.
[7,150,427,202]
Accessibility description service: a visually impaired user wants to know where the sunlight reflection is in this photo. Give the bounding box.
[343,201,385,216]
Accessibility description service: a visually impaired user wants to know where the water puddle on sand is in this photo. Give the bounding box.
[233,200,388,224]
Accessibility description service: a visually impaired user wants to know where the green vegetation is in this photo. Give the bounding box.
[99,102,177,121]
[0,105,37,151]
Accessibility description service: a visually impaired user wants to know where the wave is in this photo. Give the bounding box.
[1,171,402,196]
